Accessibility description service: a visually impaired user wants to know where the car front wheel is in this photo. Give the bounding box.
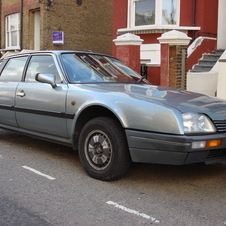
[78,117,131,181]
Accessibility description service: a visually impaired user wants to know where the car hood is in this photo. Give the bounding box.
[81,83,226,120]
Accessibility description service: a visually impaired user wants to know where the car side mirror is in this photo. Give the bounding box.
[35,73,57,88]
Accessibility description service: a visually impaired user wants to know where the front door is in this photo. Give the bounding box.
[15,54,69,138]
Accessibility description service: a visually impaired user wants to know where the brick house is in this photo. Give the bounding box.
[0,0,113,55]
[112,0,220,89]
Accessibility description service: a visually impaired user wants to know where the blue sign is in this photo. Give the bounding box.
[52,31,64,45]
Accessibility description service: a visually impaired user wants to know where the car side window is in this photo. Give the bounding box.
[25,55,61,83]
[0,56,28,82]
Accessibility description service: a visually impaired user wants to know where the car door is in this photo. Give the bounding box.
[15,54,69,138]
[0,56,28,127]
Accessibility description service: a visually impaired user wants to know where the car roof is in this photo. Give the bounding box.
[1,50,111,59]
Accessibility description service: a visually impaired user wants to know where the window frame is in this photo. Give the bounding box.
[5,13,21,49]
[128,0,180,28]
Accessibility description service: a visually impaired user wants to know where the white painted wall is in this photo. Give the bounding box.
[187,50,226,98]
[140,44,160,65]
[217,0,226,49]
[217,56,226,99]
[187,70,218,96]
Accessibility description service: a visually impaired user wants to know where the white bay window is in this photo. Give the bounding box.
[129,0,179,28]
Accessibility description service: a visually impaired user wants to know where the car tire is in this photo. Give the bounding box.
[78,117,131,181]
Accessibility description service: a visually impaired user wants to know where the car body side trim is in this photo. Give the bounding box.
[0,104,75,119]
[15,107,75,119]
[0,104,14,110]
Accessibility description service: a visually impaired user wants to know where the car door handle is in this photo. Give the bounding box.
[16,90,26,97]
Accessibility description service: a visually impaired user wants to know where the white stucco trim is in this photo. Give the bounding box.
[187,37,217,57]
[158,30,191,45]
[118,26,200,35]
[140,44,160,65]
[113,33,144,46]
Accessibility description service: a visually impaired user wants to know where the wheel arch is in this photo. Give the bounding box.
[72,105,125,150]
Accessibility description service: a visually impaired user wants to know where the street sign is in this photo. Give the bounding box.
[52,31,64,45]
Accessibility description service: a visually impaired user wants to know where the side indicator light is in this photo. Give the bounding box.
[71,101,76,106]
[205,139,222,148]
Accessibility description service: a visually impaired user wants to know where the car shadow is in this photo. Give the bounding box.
[1,129,226,183]
[0,129,78,164]
[128,162,226,180]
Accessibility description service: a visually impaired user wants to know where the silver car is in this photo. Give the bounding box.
[0,50,226,180]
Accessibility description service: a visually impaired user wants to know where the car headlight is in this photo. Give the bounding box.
[182,113,216,134]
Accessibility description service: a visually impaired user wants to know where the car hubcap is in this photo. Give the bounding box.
[85,130,112,170]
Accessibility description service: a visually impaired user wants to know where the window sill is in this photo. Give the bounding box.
[117,26,201,35]
[0,47,21,52]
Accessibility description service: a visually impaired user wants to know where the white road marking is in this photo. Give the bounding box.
[106,201,160,223]
[0,155,2,159]
[22,166,56,180]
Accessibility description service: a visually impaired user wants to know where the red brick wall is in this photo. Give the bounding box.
[147,66,160,85]
[112,0,127,55]
[160,44,188,89]
[187,38,217,70]
[112,0,218,85]
[115,45,141,73]
[169,45,187,89]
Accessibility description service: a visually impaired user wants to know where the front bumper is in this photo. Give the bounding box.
[125,130,226,165]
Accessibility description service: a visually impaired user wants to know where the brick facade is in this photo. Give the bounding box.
[0,0,113,55]
[169,45,187,89]
[113,0,218,86]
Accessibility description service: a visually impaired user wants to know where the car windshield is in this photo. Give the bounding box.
[61,53,147,83]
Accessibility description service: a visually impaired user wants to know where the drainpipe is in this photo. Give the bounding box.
[20,0,23,50]
[192,0,196,26]
[192,0,197,38]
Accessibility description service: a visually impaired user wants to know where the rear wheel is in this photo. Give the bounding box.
[78,117,131,181]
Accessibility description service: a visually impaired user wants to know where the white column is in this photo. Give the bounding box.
[217,0,226,49]
[34,11,41,51]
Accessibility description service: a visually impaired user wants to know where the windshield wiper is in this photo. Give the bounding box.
[136,76,145,84]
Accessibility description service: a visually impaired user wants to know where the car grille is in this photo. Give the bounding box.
[206,149,226,160]
[213,120,226,132]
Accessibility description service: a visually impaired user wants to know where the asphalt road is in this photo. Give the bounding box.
[0,129,226,226]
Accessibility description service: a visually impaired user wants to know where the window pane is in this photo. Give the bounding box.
[135,0,155,26]
[11,31,17,46]
[10,14,19,31]
[10,24,16,31]
[162,0,177,25]
[6,17,9,31]
[0,57,28,82]
[25,55,61,83]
